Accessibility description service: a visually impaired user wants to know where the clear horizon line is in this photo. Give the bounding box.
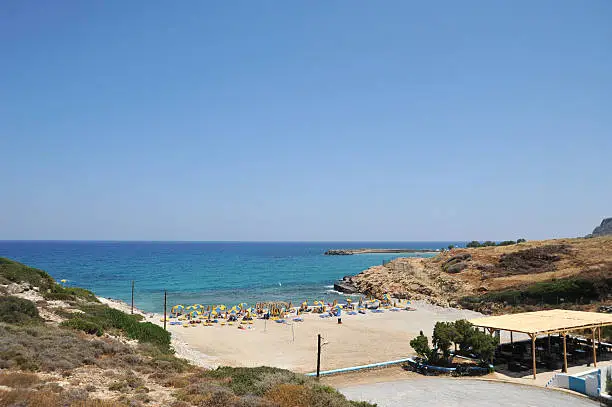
[0,239,472,243]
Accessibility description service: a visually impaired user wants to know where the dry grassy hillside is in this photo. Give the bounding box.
[351,236,612,314]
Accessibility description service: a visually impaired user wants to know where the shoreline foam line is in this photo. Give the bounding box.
[305,357,413,376]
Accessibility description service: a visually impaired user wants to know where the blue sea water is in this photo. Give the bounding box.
[0,241,463,312]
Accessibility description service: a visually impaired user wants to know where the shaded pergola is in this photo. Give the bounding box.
[469,309,612,379]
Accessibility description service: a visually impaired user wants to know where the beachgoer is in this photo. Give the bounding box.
[337,307,342,324]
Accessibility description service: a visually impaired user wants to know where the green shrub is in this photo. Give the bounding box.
[461,277,607,308]
[0,296,40,324]
[62,318,103,336]
[64,305,171,351]
[0,258,55,289]
[43,284,99,303]
[409,331,431,361]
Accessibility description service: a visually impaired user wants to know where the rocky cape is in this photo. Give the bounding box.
[334,236,612,311]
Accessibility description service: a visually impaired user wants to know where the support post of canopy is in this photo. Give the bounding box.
[592,328,597,367]
[562,332,568,373]
[530,333,536,379]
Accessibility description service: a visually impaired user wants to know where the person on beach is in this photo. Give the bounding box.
[337,307,342,324]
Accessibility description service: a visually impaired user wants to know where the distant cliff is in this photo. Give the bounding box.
[587,217,612,238]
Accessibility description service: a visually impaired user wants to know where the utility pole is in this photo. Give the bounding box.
[316,334,322,378]
[163,290,167,331]
[131,280,135,314]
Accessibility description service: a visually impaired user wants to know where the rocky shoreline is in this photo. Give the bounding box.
[333,275,360,294]
[324,248,437,255]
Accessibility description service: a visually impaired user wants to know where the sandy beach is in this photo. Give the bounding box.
[100,298,482,373]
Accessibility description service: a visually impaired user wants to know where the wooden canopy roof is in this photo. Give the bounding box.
[469,309,612,335]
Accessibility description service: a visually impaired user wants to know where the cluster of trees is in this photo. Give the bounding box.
[409,320,499,366]
[466,239,526,248]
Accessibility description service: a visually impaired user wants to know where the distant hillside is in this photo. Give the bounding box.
[587,217,612,238]
[350,236,612,315]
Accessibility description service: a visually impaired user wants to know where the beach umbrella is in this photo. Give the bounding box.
[238,303,247,310]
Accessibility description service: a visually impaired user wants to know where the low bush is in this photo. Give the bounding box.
[62,318,104,336]
[108,373,145,392]
[199,367,377,407]
[0,388,128,407]
[0,389,63,406]
[0,323,132,372]
[0,371,40,388]
[0,296,41,324]
[265,383,310,407]
[43,284,99,303]
[203,366,304,396]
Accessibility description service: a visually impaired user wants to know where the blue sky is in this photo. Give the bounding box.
[1,1,610,241]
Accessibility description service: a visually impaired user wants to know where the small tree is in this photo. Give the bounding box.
[448,244,455,250]
[466,241,481,248]
[410,331,432,361]
[452,319,474,353]
[468,329,499,363]
[517,238,527,243]
[432,322,455,361]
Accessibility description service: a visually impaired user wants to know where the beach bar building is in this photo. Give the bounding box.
[469,309,612,379]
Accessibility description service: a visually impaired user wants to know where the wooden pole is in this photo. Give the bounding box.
[316,334,322,378]
[131,280,134,314]
[510,331,513,346]
[562,333,568,373]
[163,290,167,331]
[592,328,597,367]
[531,334,537,379]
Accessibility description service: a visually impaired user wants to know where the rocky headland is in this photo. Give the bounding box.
[339,236,612,313]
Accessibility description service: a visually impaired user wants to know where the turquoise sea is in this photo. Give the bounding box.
[0,241,463,312]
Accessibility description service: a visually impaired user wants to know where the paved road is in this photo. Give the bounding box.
[340,378,597,407]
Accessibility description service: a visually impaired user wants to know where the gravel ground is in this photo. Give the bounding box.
[340,378,597,407]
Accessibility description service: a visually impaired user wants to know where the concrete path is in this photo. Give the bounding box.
[340,378,597,407]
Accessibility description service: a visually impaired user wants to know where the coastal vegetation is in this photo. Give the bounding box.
[466,239,526,248]
[409,320,498,366]
[459,277,611,311]
[0,257,375,407]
